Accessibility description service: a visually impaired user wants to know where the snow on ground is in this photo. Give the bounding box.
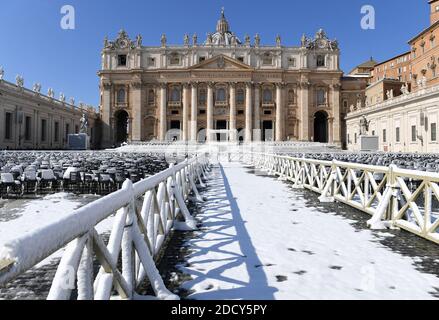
[178,162,439,300]
[0,193,112,267]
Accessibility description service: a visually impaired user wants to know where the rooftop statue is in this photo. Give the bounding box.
[16,75,24,87]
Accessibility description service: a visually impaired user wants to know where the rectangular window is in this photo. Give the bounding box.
[118,55,127,66]
[4,112,12,140]
[237,110,244,115]
[288,57,296,67]
[199,110,206,115]
[396,127,400,142]
[25,116,32,141]
[54,122,59,142]
[412,125,417,142]
[263,110,272,115]
[41,119,47,142]
[317,55,325,67]
[354,133,357,144]
[262,56,273,66]
[75,125,79,134]
[147,57,156,66]
[431,123,437,142]
[383,129,387,143]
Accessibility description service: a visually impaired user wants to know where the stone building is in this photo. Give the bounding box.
[346,0,439,153]
[410,0,439,91]
[0,74,100,150]
[98,9,348,147]
[370,51,412,84]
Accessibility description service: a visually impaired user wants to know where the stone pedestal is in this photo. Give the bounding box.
[68,133,90,150]
[360,135,379,152]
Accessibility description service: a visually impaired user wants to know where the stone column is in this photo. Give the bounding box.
[159,83,167,141]
[299,81,310,141]
[331,83,341,145]
[207,83,214,142]
[131,82,143,142]
[328,117,334,143]
[229,82,237,142]
[182,84,190,141]
[245,82,253,142]
[253,83,261,141]
[190,83,198,142]
[275,83,284,141]
[101,82,113,148]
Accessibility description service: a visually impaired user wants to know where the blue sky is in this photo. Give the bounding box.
[0,0,429,107]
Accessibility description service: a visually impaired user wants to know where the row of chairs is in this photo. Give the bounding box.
[0,151,169,198]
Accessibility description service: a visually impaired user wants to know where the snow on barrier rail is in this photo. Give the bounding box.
[0,155,210,300]
[242,153,439,245]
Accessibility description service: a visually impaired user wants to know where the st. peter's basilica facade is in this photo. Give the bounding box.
[98,9,356,148]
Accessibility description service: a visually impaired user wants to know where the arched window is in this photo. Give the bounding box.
[288,89,295,104]
[317,55,325,67]
[148,89,155,105]
[117,89,126,104]
[216,88,226,102]
[317,89,326,105]
[263,89,273,103]
[237,89,245,104]
[170,87,181,102]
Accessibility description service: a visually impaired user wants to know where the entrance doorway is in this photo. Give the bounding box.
[216,120,227,141]
[115,110,129,144]
[314,111,328,143]
[169,120,181,141]
[262,121,273,141]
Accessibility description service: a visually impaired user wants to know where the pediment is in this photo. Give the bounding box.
[190,54,253,71]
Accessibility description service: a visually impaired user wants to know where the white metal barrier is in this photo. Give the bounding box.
[243,153,439,245]
[0,155,210,300]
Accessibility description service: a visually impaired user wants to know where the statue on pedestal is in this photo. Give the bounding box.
[360,115,371,136]
[80,113,89,134]
[276,34,281,47]
[193,33,198,46]
[16,75,24,88]
[136,34,142,48]
[33,83,41,94]
[47,88,54,98]
[161,34,167,47]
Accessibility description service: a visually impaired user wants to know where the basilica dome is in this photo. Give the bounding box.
[205,8,241,46]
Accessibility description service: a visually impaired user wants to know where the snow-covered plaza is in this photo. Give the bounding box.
[1,156,438,300]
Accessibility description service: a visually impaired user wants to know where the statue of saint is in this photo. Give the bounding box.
[184,34,189,46]
[47,88,54,98]
[360,116,370,136]
[16,75,24,87]
[254,33,261,47]
[245,34,251,46]
[276,34,281,47]
[192,33,198,46]
[80,113,89,134]
[161,34,167,47]
[136,34,142,47]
